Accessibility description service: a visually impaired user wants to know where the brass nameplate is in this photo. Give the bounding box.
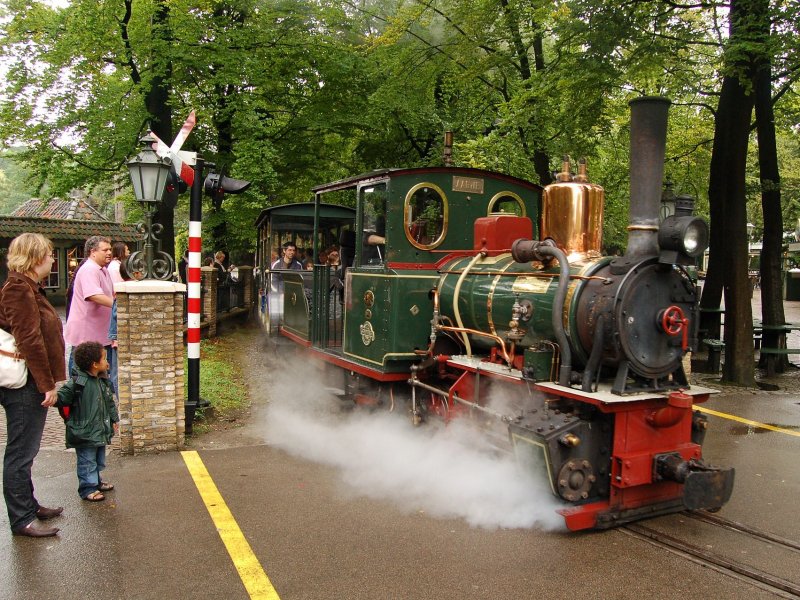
[512,276,553,294]
[453,176,484,194]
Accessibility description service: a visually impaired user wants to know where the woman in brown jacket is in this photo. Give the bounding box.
[0,233,66,537]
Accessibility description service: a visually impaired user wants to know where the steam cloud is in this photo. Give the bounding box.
[260,368,564,531]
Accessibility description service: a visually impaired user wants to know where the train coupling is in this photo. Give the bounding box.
[654,453,735,510]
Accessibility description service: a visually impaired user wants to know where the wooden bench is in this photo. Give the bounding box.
[756,322,800,376]
[759,347,800,377]
[702,338,725,373]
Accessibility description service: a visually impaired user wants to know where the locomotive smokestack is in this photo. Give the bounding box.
[625,97,671,260]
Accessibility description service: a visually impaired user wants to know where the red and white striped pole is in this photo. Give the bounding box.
[186,157,204,428]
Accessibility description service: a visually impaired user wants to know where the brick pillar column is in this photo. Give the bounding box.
[201,266,217,337]
[238,266,254,308]
[115,280,186,455]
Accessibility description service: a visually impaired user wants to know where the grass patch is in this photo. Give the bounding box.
[184,335,250,426]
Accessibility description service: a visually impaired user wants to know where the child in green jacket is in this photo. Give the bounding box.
[56,341,119,501]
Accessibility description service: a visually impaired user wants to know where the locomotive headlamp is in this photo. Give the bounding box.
[658,215,709,265]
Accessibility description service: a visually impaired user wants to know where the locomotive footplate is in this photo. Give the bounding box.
[513,383,731,531]
[534,382,719,407]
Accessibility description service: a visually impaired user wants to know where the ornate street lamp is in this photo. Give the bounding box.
[127,131,175,280]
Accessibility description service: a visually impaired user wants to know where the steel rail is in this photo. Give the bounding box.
[621,523,800,599]
[687,510,800,553]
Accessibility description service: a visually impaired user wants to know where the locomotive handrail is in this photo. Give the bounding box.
[437,269,611,283]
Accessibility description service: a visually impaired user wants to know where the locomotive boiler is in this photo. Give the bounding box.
[256,96,734,530]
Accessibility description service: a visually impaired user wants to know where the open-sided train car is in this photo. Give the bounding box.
[255,98,734,531]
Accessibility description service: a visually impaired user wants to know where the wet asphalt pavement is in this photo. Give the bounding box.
[1,292,799,600]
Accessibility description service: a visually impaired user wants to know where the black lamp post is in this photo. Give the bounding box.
[126,132,175,280]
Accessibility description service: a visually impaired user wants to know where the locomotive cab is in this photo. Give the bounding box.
[303,168,542,376]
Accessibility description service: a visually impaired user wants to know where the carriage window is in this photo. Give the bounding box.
[404,183,447,249]
[488,192,525,216]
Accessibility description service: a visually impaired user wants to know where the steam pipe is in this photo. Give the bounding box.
[581,313,606,392]
[453,252,485,355]
[625,97,671,260]
[511,239,572,386]
[407,378,513,423]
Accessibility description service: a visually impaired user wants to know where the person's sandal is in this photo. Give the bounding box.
[98,482,114,492]
[83,491,105,502]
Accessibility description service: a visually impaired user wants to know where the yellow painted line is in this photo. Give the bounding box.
[181,451,280,599]
[695,406,800,437]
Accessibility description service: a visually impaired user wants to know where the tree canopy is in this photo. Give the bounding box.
[2,0,800,380]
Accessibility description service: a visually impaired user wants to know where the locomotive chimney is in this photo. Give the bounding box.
[621,97,671,263]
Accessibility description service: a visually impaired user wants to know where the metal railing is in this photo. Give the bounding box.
[311,265,345,349]
[217,277,245,313]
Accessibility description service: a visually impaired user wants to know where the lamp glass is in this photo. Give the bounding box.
[127,134,172,205]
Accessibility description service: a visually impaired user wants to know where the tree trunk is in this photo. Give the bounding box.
[753,1,787,370]
[209,85,235,254]
[705,9,756,384]
[499,0,551,185]
[147,1,175,260]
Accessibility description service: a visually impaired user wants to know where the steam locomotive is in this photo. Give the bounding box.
[255,97,734,530]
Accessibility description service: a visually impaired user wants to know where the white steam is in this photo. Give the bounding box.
[261,370,564,531]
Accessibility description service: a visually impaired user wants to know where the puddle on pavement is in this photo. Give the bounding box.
[729,423,800,436]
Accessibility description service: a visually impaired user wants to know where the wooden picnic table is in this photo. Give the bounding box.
[753,320,800,376]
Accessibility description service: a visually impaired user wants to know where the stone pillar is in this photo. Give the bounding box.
[201,266,217,337]
[238,266,254,308]
[115,280,186,455]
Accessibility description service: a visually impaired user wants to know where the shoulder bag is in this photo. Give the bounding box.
[0,326,28,389]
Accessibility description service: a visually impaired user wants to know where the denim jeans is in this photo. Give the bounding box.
[0,375,48,530]
[107,345,118,396]
[76,445,106,498]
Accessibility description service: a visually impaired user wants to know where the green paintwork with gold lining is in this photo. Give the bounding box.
[272,167,542,375]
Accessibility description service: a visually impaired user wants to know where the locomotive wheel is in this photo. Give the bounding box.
[557,459,595,502]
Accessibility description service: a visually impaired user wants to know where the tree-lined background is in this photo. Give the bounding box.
[1,0,799,384]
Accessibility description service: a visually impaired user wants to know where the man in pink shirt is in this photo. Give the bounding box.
[64,236,114,374]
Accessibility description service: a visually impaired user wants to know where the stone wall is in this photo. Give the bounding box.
[201,266,217,337]
[115,280,186,454]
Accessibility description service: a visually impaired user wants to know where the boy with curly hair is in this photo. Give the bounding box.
[56,341,119,501]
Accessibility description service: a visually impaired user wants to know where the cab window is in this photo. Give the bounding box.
[360,184,387,266]
[404,183,447,249]
[488,192,525,216]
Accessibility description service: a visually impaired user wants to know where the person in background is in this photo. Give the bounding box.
[56,341,119,502]
[0,233,66,537]
[107,242,130,285]
[106,246,131,399]
[270,242,303,271]
[63,236,114,376]
[65,257,88,320]
[326,246,341,267]
[213,250,232,283]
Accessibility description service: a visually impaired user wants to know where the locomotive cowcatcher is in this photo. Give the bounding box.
[255,97,734,531]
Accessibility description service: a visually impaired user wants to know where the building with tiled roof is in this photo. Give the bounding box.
[10,196,111,221]
[1,194,139,305]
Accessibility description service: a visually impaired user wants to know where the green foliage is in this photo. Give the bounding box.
[0,0,798,262]
[0,150,40,214]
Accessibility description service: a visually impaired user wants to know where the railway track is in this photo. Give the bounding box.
[621,511,800,598]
